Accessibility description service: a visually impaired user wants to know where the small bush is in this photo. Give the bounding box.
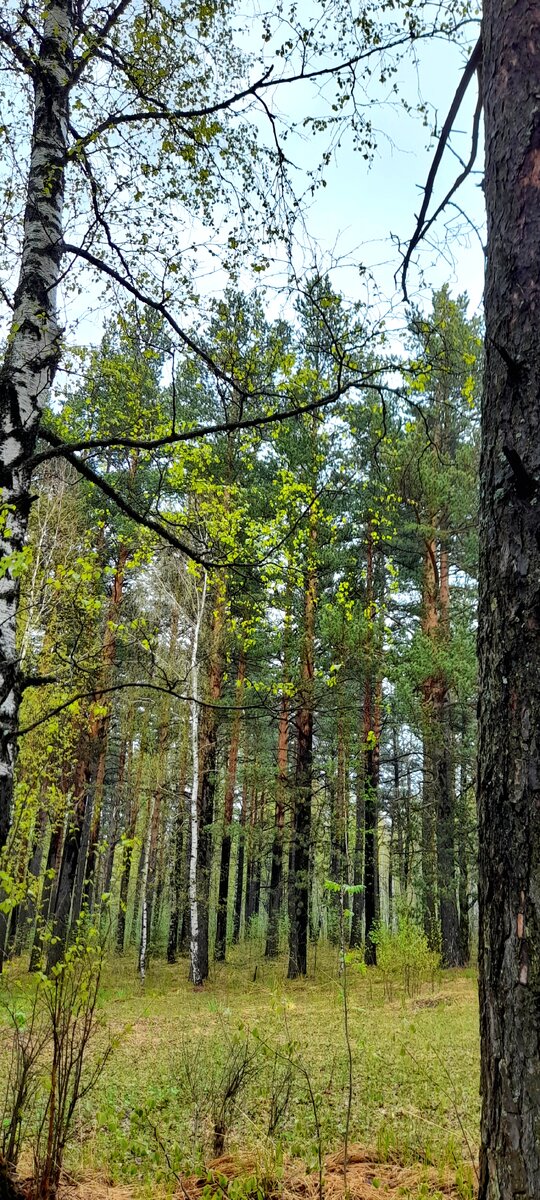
[370,915,440,998]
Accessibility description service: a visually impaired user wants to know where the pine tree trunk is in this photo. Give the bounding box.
[478,6,540,1192]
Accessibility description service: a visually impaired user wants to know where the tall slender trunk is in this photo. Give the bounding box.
[194,585,225,982]
[188,573,207,987]
[233,775,247,943]
[245,784,261,927]
[215,651,245,961]
[138,795,155,982]
[29,821,64,973]
[0,0,73,848]
[363,678,381,965]
[167,718,189,964]
[363,525,381,966]
[421,533,459,963]
[288,520,316,980]
[266,577,292,959]
[116,721,143,954]
[421,534,439,948]
[349,750,365,948]
[436,540,459,966]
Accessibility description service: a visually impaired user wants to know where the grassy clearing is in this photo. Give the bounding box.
[0,947,479,1200]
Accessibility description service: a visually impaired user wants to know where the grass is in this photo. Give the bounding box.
[0,943,480,1200]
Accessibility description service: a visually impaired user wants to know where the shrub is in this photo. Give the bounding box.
[370,914,440,998]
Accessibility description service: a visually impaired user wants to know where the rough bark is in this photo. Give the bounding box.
[0,0,72,849]
[478,5,540,1194]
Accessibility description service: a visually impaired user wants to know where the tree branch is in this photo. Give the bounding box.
[399,33,482,301]
[30,368,382,468]
[39,428,213,567]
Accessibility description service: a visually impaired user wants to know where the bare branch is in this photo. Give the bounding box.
[399,33,482,301]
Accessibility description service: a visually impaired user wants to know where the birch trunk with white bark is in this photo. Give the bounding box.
[0,0,73,850]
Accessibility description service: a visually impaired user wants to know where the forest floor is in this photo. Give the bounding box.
[1,947,479,1200]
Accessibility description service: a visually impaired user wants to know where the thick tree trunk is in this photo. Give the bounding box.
[478,6,540,1195]
[0,1,72,847]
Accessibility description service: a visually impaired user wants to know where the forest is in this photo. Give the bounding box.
[0,0,538,1198]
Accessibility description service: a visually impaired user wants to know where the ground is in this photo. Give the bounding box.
[0,946,479,1200]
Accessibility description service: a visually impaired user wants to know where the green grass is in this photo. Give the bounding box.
[0,946,480,1198]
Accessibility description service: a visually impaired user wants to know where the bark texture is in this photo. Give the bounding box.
[478,6,540,1195]
[0,0,72,850]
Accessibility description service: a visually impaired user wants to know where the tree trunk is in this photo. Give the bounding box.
[288,526,316,980]
[215,651,245,961]
[190,582,224,982]
[478,6,540,1194]
[0,0,72,849]
[266,582,292,959]
[363,525,381,966]
[188,574,207,987]
[167,721,189,964]
[232,776,248,943]
[349,753,365,949]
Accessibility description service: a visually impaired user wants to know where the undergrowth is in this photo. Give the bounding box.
[0,947,479,1199]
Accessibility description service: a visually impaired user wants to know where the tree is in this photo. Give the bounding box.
[477,5,540,1196]
[0,0,470,861]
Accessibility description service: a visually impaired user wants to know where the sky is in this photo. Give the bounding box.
[1,1,484,359]
[258,18,485,327]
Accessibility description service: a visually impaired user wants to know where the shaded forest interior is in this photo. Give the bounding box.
[1,282,481,985]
